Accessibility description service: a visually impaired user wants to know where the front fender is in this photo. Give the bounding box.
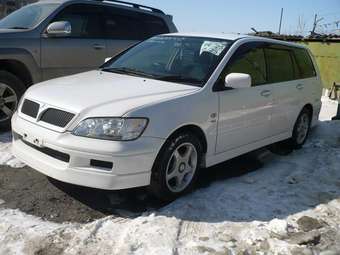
[0,48,41,84]
[124,90,218,157]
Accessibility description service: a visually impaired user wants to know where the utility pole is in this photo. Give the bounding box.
[278,8,283,34]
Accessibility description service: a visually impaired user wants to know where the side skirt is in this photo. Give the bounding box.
[205,132,291,168]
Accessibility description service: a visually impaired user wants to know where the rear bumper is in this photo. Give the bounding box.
[11,112,165,190]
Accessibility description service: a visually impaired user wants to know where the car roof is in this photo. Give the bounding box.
[163,32,307,49]
[164,32,249,41]
[36,0,69,3]
[36,0,166,15]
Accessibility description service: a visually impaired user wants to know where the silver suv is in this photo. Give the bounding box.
[0,0,177,129]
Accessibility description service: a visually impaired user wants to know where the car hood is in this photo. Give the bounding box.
[0,29,20,33]
[25,70,200,117]
[0,28,26,35]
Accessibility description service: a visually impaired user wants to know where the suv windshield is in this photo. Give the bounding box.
[102,36,232,86]
[0,3,59,30]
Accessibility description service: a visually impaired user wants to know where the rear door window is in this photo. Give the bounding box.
[104,8,169,40]
[104,7,141,40]
[139,14,169,39]
[265,47,295,83]
[293,48,316,79]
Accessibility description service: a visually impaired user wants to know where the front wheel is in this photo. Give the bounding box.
[149,133,203,201]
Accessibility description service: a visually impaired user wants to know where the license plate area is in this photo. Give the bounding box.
[22,133,44,148]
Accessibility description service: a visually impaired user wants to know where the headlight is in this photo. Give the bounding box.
[72,118,148,141]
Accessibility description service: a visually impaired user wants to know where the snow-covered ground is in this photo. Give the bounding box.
[1,98,340,255]
[0,132,25,168]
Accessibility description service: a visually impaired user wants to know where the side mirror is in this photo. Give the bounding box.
[46,21,71,37]
[225,73,251,89]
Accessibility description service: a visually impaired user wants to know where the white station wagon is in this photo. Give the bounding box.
[12,33,322,200]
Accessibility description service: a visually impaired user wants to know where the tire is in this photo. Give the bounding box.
[149,132,203,201]
[289,108,312,149]
[0,71,26,131]
[269,107,312,154]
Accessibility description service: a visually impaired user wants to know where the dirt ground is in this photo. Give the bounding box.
[0,165,162,223]
[0,152,263,224]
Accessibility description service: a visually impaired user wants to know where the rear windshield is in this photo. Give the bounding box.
[0,3,59,30]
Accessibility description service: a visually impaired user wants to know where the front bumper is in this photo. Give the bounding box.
[11,112,165,190]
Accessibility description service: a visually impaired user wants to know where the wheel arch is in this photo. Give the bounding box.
[0,59,33,87]
[303,103,313,119]
[152,124,208,170]
[165,124,208,154]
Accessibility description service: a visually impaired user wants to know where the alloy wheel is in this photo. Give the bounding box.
[296,113,310,144]
[0,83,18,122]
[165,142,198,193]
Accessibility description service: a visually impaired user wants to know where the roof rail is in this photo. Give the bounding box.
[96,0,165,14]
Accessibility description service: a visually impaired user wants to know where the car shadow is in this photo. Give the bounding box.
[48,149,271,219]
[48,178,168,218]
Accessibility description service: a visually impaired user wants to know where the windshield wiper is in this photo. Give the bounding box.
[102,68,202,86]
[102,67,157,79]
[157,75,202,85]
[7,26,29,29]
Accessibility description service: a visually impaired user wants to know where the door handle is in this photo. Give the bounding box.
[260,90,272,97]
[296,84,304,90]
[93,44,105,50]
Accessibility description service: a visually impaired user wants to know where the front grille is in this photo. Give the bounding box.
[22,139,70,163]
[40,109,75,128]
[21,99,39,118]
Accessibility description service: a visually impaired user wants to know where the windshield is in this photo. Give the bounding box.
[102,36,233,87]
[0,4,59,29]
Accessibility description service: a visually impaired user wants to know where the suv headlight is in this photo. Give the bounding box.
[72,118,148,141]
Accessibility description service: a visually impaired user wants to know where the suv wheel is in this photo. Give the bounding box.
[0,71,25,130]
[149,133,203,201]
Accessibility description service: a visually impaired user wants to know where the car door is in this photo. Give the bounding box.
[215,42,275,154]
[264,45,304,135]
[41,4,106,81]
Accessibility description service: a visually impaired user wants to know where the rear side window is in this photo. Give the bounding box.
[293,48,316,78]
[139,14,169,39]
[52,4,104,38]
[104,8,169,40]
[265,47,294,83]
[224,47,267,86]
[104,8,141,40]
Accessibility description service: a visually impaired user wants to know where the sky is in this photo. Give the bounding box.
[132,0,340,35]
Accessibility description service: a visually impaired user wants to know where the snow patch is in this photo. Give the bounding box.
[0,132,25,168]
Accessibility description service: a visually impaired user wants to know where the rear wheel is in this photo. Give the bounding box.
[0,71,26,130]
[290,108,312,149]
[149,133,203,201]
[269,107,311,154]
